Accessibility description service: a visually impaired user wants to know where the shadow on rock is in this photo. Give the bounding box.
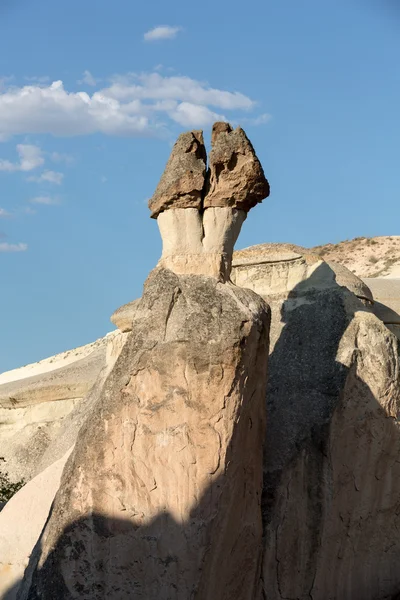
[262,264,400,600]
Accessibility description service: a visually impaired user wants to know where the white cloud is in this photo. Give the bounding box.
[0,74,265,138]
[0,242,27,252]
[30,195,60,205]
[169,102,224,127]
[78,70,97,86]
[29,170,64,185]
[144,26,181,42]
[0,208,11,217]
[0,144,44,172]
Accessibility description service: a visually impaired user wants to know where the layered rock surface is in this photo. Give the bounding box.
[232,244,400,600]
[0,334,115,483]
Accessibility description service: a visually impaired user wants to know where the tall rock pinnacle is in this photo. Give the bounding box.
[149,122,270,280]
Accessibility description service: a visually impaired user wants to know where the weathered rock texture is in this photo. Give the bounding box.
[0,331,129,600]
[24,268,270,600]
[148,130,206,218]
[232,244,400,600]
[0,334,116,484]
[11,124,271,600]
[110,298,140,332]
[0,449,72,599]
[149,122,269,280]
[204,122,270,211]
[364,277,400,339]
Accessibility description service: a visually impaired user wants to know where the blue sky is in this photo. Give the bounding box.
[0,0,399,371]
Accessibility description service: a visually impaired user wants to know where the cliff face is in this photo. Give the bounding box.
[26,269,270,600]
[232,245,400,600]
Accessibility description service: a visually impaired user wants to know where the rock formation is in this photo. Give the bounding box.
[2,127,400,600]
[9,123,271,600]
[152,121,269,280]
[205,122,270,211]
[363,277,400,339]
[232,244,400,600]
[0,333,119,484]
[110,298,140,332]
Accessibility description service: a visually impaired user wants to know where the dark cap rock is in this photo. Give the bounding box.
[148,130,207,218]
[204,123,270,212]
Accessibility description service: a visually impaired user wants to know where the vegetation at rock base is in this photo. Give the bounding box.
[0,457,24,503]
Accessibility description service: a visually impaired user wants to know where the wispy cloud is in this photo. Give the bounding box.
[0,242,27,253]
[50,151,74,164]
[78,70,97,86]
[144,25,182,42]
[0,144,44,172]
[30,195,60,205]
[0,73,267,136]
[0,208,11,217]
[29,170,64,185]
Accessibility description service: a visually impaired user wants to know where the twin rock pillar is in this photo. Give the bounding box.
[26,123,271,600]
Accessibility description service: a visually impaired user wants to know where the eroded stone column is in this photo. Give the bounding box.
[149,122,270,280]
[24,123,271,600]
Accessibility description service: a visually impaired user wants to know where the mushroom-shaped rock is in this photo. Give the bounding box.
[148,130,206,218]
[204,122,270,211]
[151,123,270,280]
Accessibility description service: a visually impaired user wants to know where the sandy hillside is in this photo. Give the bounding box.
[0,333,113,385]
[311,236,400,279]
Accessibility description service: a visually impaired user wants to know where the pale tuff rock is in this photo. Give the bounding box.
[233,244,400,600]
[148,130,206,218]
[0,331,130,600]
[14,125,271,599]
[110,298,140,332]
[149,123,269,279]
[363,277,400,339]
[0,335,108,485]
[25,269,270,600]
[0,331,127,486]
[157,206,246,279]
[0,449,73,600]
[204,122,270,211]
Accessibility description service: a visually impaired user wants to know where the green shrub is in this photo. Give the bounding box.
[0,458,25,502]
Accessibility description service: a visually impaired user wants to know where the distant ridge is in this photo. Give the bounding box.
[311,235,400,278]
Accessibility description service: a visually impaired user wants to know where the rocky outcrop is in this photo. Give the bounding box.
[149,122,269,280]
[0,449,73,599]
[25,270,270,600]
[0,334,115,484]
[110,298,140,332]
[204,122,270,211]
[0,331,129,600]
[148,130,207,218]
[11,124,271,600]
[232,244,400,600]
[363,277,400,339]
